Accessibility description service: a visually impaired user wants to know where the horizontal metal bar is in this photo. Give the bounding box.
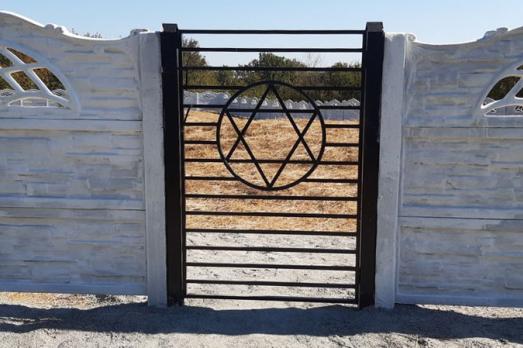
[183,104,225,108]
[183,104,361,111]
[185,211,357,218]
[186,262,357,271]
[183,85,362,91]
[185,140,217,145]
[185,294,357,304]
[186,279,356,288]
[185,228,357,236]
[184,176,359,183]
[182,47,362,53]
[325,123,360,129]
[182,66,362,72]
[325,142,359,147]
[183,85,241,90]
[186,246,357,253]
[225,108,319,113]
[184,122,217,127]
[184,158,359,165]
[179,29,365,35]
[185,193,358,201]
[303,178,359,183]
[184,176,236,181]
[318,105,360,110]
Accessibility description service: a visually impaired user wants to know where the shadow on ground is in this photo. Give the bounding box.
[0,303,521,343]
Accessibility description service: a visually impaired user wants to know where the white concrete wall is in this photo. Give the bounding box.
[4,10,523,310]
[0,12,165,304]
[377,27,523,308]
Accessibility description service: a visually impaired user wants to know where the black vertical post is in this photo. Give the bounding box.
[358,22,384,308]
[161,24,185,306]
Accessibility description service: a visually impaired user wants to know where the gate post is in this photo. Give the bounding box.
[358,22,385,308]
[161,24,186,306]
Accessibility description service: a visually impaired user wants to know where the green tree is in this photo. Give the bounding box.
[236,53,306,99]
[215,69,236,87]
[181,38,217,87]
[325,62,361,100]
[241,53,305,82]
[235,53,362,101]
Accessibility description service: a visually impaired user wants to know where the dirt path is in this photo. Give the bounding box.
[0,293,522,347]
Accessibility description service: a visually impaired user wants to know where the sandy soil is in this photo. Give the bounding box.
[0,292,522,347]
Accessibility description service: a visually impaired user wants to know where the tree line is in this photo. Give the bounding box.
[182,38,361,101]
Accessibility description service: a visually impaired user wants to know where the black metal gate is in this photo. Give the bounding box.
[161,23,384,308]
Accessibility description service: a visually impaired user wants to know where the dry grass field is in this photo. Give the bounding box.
[182,110,360,300]
[184,110,359,230]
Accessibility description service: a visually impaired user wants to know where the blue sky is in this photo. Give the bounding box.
[2,0,522,65]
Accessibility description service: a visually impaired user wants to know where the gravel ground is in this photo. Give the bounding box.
[0,293,522,347]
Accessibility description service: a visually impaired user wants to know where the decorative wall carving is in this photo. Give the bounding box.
[0,44,79,111]
[480,64,523,116]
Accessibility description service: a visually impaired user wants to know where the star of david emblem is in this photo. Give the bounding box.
[217,81,326,191]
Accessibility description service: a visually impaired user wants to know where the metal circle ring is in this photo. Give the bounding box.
[216,80,326,191]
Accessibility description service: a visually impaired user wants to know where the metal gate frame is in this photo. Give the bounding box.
[161,23,384,308]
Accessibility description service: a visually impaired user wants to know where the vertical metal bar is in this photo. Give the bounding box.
[161,24,185,306]
[358,22,384,309]
[354,32,366,308]
[178,31,188,300]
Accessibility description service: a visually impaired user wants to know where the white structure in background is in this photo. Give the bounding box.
[184,91,360,120]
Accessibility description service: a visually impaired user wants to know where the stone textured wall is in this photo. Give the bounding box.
[0,12,154,294]
[396,27,523,306]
